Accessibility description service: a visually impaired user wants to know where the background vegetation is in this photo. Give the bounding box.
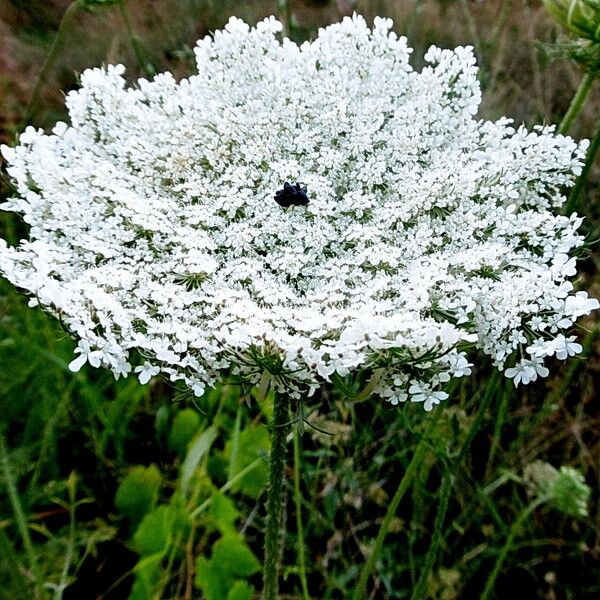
[0,1,599,598]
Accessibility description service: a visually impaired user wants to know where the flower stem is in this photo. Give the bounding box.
[480,499,544,600]
[263,390,290,600]
[0,433,43,599]
[25,0,86,124]
[293,422,310,600]
[277,0,292,39]
[558,71,597,135]
[352,415,437,600]
[565,116,600,213]
[118,0,154,77]
[410,469,453,600]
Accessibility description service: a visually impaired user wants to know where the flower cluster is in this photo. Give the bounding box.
[0,15,597,409]
[523,461,590,518]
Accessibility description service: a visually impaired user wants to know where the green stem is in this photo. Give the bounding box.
[263,390,290,600]
[293,423,310,600]
[486,379,512,473]
[55,473,77,600]
[458,0,484,69]
[411,470,453,600]
[480,499,544,600]
[277,0,292,39]
[0,434,43,599]
[0,528,31,600]
[190,457,262,519]
[25,0,86,124]
[558,71,597,135]
[118,0,153,76]
[458,370,499,461]
[352,416,437,600]
[565,117,600,213]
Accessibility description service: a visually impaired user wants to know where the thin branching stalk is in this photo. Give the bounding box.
[118,0,153,76]
[263,390,290,600]
[293,422,310,600]
[352,414,439,600]
[486,380,512,473]
[277,0,292,39]
[25,0,86,124]
[458,0,484,69]
[55,473,77,600]
[480,498,545,600]
[0,434,43,599]
[190,458,262,519]
[558,71,597,135]
[0,528,30,600]
[458,370,500,461]
[411,470,453,600]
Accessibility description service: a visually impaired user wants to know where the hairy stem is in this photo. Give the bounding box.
[293,422,310,600]
[558,71,597,135]
[263,390,290,600]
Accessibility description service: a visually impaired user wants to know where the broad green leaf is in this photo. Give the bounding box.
[128,553,163,600]
[211,534,260,578]
[133,499,190,556]
[226,580,255,600]
[230,425,270,498]
[181,425,218,496]
[155,405,170,443]
[168,408,202,457]
[209,493,240,534]
[195,556,231,600]
[115,465,161,528]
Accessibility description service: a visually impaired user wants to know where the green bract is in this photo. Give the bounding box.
[544,0,600,42]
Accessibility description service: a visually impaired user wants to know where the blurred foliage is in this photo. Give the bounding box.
[1,1,600,599]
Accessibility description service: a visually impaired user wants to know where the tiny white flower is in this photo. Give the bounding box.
[135,362,160,385]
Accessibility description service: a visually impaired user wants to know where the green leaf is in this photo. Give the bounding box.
[115,465,161,528]
[195,535,260,600]
[211,534,260,578]
[209,494,240,535]
[133,499,190,556]
[222,425,269,499]
[155,405,170,443]
[128,553,163,600]
[195,556,230,600]
[181,425,218,496]
[168,408,202,458]
[226,580,255,600]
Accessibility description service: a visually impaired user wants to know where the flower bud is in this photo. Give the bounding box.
[543,0,600,42]
[524,461,591,518]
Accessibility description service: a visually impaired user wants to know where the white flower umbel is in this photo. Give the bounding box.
[1,15,597,407]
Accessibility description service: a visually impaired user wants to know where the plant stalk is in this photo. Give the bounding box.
[263,390,290,600]
[293,422,310,600]
[565,117,600,213]
[480,499,544,600]
[558,71,597,135]
[352,415,437,600]
[25,0,86,124]
[0,434,43,599]
[411,470,453,600]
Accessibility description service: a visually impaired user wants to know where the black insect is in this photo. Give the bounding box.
[274,182,309,208]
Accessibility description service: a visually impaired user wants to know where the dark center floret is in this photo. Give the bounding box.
[274,182,309,207]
